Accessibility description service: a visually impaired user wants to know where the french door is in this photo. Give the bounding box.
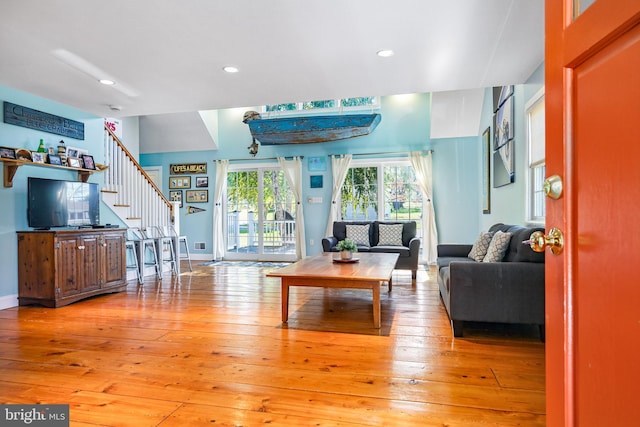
[224,164,297,261]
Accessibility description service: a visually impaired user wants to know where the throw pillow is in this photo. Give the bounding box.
[377,224,404,246]
[345,224,370,247]
[468,232,494,262]
[483,231,512,262]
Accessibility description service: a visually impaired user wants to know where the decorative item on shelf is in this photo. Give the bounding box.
[0,147,16,159]
[31,152,46,163]
[81,154,96,170]
[37,139,46,153]
[336,238,358,260]
[67,157,82,168]
[47,154,62,165]
[57,140,67,164]
[15,148,32,161]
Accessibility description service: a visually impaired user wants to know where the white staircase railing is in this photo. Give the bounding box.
[102,127,173,230]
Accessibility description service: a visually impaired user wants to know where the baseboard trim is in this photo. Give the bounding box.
[0,294,19,310]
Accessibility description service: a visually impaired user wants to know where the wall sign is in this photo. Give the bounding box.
[170,163,207,174]
[3,102,84,140]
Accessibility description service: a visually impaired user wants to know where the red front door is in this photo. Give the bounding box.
[545,1,640,425]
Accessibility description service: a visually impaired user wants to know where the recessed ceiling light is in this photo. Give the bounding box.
[377,49,394,58]
[223,66,239,73]
[99,79,115,85]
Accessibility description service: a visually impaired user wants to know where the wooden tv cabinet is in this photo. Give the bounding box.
[17,228,127,307]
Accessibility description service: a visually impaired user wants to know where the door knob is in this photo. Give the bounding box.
[528,228,564,255]
[543,175,563,199]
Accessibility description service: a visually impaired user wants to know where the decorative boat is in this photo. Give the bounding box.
[245,113,381,145]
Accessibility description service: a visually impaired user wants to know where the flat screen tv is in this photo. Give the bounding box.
[28,177,100,229]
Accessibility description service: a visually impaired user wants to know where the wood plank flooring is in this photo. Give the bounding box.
[0,262,545,426]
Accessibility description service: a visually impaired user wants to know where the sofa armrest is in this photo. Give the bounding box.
[322,236,337,252]
[448,261,545,324]
[437,244,473,258]
[408,237,421,254]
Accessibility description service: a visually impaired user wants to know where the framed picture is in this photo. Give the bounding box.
[0,147,16,159]
[169,190,183,208]
[31,152,46,163]
[47,146,56,155]
[81,154,96,170]
[67,157,82,168]
[66,146,80,158]
[186,189,208,203]
[48,154,62,165]
[169,176,191,189]
[493,139,515,187]
[308,156,326,171]
[494,95,514,150]
[482,127,491,214]
[310,175,323,188]
[195,176,209,188]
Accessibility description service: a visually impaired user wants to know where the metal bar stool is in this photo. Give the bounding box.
[127,227,161,280]
[169,226,192,272]
[145,226,177,275]
[125,240,143,284]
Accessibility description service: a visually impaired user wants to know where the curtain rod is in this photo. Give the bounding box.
[327,149,433,158]
[214,155,304,163]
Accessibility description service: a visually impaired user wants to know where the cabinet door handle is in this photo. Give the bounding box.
[78,245,85,250]
[103,243,107,247]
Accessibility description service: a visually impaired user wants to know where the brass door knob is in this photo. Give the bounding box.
[528,228,564,255]
[543,175,563,199]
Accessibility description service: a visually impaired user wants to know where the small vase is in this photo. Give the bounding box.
[340,250,353,260]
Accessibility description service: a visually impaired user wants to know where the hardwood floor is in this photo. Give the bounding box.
[0,262,545,426]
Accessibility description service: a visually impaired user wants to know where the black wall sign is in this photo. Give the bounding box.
[3,102,85,140]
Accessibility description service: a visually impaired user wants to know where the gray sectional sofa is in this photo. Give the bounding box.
[322,221,421,280]
[436,223,545,340]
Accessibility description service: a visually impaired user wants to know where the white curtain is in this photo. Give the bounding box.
[409,151,438,264]
[325,154,352,236]
[278,157,306,259]
[212,159,228,260]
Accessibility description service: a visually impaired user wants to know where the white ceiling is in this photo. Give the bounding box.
[0,0,543,149]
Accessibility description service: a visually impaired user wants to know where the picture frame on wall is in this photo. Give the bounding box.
[308,156,326,171]
[493,139,515,187]
[482,127,491,213]
[310,175,323,188]
[195,176,209,188]
[186,189,208,203]
[169,190,183,208]
[493,95,514,150]
[169,176,191,189]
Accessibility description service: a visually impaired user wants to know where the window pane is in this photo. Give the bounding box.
[303,100,335,110]
[340,167,378,220]
[341,97,377,107]
[265,103,297,112]
[532,164,546,219]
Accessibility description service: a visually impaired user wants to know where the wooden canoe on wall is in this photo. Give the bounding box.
[246,113,381,145]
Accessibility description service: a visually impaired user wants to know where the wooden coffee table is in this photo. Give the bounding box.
[266,252,399,328]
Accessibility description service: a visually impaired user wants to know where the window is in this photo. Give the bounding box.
[264,97,378,114]
[526,88,545,223]
[339,160,423,237]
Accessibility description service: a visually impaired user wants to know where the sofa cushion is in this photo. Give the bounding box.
[345,224,371,247]
[377,223,404,246]
[483,231,512,262]
[437,256,475,271]
[332,221,374,243]
[468,232,494,262]
[370,245,411,258]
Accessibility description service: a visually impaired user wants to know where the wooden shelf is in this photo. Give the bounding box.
[0,158,107,187]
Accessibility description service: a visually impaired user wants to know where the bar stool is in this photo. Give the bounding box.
[169,225,192,272]
[145,226,177,275]
[125,240,143,284]
[127,227,161,280]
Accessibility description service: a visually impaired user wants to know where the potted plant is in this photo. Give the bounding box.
[336,238,358,260]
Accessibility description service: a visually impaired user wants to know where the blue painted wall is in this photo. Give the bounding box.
[0,85,119,306]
